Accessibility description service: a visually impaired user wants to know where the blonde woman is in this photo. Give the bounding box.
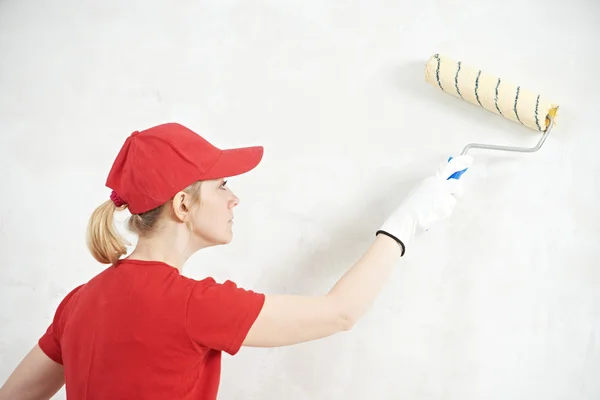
[0,122,472,399]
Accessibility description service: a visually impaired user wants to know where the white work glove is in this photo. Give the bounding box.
[376,155,473,256]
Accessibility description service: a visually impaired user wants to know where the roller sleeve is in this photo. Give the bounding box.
[425,54,558,132]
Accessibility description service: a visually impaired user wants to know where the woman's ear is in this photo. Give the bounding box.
[171,191,191,223]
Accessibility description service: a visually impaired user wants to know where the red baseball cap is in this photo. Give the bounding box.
[105,122,264,214]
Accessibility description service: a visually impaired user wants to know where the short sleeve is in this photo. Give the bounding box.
[38,284,84,364]
[186,279,265,355]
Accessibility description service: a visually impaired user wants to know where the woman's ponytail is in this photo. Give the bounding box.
[86,200,129,264]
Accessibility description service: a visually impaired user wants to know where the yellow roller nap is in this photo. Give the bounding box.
[424,54,558,132]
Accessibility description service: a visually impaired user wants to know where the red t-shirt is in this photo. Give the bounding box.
[38,258,265,399]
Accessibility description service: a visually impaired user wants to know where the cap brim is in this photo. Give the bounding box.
[202,146,264,180]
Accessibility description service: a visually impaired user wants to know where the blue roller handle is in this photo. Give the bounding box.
[447,156,468,180]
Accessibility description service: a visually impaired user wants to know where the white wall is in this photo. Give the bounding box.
[1,0,599,399]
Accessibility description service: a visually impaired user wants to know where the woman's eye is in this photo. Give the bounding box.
[220,180,228,189]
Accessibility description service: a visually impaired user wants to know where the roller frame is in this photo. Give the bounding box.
[459,112,556,155]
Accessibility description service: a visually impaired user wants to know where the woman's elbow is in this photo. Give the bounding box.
[329,299,357,332]
[339,313,356,331]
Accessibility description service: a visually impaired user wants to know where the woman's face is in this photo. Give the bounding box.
[189,178,239,247]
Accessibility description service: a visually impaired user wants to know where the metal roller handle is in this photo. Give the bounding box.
[460,114,556,156]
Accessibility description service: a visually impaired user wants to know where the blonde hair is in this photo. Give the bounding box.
[86,181,203,265]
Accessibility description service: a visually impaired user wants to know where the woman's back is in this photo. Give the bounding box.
[39,258,264,399]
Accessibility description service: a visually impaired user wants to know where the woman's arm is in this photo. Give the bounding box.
[243,233,401,347]
[0,344,64,400]
[243,155,473,348]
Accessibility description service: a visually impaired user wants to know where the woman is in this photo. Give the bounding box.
[0,122,472,399]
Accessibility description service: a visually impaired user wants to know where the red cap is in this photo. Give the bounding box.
[105,122,264,214]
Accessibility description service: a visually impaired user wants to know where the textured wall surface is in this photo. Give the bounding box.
[1,0,599,399]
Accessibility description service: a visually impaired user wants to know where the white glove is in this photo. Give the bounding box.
[376,155,473,256]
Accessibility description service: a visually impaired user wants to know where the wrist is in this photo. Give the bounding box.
[375,230,406,256]
[377,210,416,256]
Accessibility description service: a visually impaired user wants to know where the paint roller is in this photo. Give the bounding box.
[424,53,559,179]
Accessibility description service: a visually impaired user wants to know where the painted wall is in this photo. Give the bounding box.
[1,0,598,398]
